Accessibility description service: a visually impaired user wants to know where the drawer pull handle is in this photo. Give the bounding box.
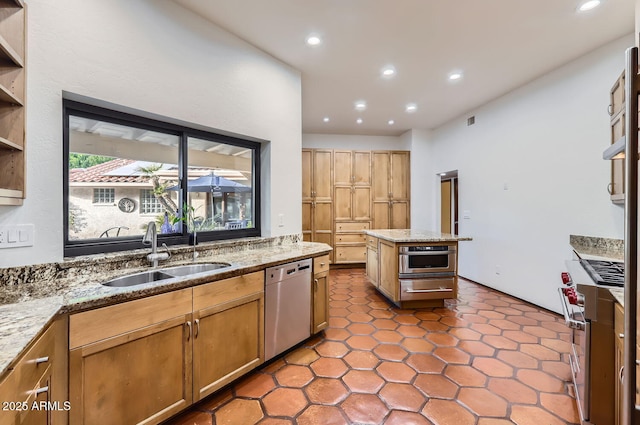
[620,366,625,384]
[34,386,49,395]
[194,319,200,338]
[320,262,325,267]
[619,333,625,339]
[186,321,192,341]
[405,288,453,293]
[314,278,319,290]
[35,356,49,365]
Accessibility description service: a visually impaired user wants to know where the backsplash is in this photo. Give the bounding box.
[0,234,301,304]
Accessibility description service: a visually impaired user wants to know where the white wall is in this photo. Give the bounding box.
[0,0,302,267]
[302,133,409,151]
[418,34,631,312]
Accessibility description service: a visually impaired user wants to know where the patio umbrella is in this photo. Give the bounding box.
[168,173,251,225]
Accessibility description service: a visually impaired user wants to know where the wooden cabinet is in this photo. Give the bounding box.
[335,221,369,263]
[312,255,330,334]
[378,239,398,301]
[334,150,371,223]
[192,272,264,400]
[69,289,193,425]
[334,150,371,186]
[0,316,69,425]
[302,149,334,262]
[0,0,26,206]
[366,236,379,287]
[69,273,265,425]
[372,151,410,229]
[614,302,624,425]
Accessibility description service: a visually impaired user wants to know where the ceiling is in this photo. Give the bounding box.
[174,0,634,136]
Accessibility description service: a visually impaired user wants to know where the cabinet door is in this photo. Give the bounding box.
[353,186,371,221]
[69,316,192,425]
[366,246,379,287]
[312,271,329,334]
[302,149,312,200]
[334,186,353,221]
[302,201,312,241]
[334,151,353,185]
[353,151,371,185]
[313,150,333,201]
[373,152,390,200]
[193,293,264,400]
[21,368,52,425]
[379,241,398,302]
[391,200,410,229]
[390,152,410,199]
[372,201,390,229]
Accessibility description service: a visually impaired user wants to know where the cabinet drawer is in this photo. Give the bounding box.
[366,236,378,249]
[335,246,367,262]
[70,287,193,349]
[336,222,370,232]
[336,233,366,244]
[0,320,57,405]
[314,255,330,274]
[194,271,264,310]
[400,278,455,301]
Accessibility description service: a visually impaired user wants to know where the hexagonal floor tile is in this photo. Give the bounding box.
[345,335,379,350]
[214,399,264,425]
[540,392,581,423]
[315,341,350,358]
[275,364,314,387]
[406,353,447,373]
[347,323,376,335]
[517,369,565,393]
[262,388,308,417]
[379,382,427,411]
[305,378,349,405]
[457,340,495,357]
[510,405,568,425]
[472,357,514,378]
[284,347,319,365]
[373,329,404,344]
[401,338,436,353]
[233,373,276,398]
[496,350,538,369]
[385,410,434,425]
[377,361,417,383]
[343,350,380,369]
[297,405,348,425]
[397,325,428,338]
[445,365,487,387]
[414,374,459,399]
[341,393,388,425]
[422,399,476,425]
[433,347,471,365]
[458,387,508,417]
[373,344,409,361]
[310,357,349,378]
[342,369,385,393]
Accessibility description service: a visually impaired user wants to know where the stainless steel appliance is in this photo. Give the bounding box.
[265,259,312,360]
[559,260,622,424]
[398,245,457,302]
[399,245,456,275]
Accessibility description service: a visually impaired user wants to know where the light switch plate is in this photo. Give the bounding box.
[0,224,34,248]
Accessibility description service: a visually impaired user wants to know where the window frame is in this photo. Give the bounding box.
[63,99,261,257]
[139,189,164,215]
[92,188,115,205]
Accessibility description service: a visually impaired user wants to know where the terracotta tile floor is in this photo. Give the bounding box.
[164,268,579,425]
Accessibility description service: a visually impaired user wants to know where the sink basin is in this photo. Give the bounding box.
[101,263,231,287]
[160,263,231,277]
[102,270,174,287]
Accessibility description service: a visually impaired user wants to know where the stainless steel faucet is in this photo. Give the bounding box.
[142,221,171,267]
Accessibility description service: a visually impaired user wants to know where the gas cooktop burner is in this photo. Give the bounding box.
[580,259,624,287]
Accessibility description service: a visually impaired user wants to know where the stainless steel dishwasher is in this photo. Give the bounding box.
[265,258,312,360]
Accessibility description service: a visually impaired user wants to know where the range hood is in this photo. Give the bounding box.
[603,135,627,159]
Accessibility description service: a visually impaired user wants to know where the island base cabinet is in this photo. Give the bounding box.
[312,255,330,334]
[193,294,263,401]
[69,316,192,425]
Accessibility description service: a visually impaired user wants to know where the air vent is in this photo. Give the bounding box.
[467,116,475,126]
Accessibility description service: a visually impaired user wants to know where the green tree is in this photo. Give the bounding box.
[69,153,114,169]
[137,164,178,214]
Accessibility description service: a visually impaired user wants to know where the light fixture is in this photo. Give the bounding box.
[355,101,367,111]
[306,35,322,46]
[448,70,463,81]
[388,120,395,125]
[577,0,601,11]
[381,66,396,78]
[440,173,447,176]
[323,117,330,123]
[356,118,363,124]
[405,103,417,113]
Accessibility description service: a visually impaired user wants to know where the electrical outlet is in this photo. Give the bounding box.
[278,214,284,227]
[0,229,5,244]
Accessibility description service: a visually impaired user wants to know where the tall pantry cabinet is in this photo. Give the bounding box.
[302,148,410,265]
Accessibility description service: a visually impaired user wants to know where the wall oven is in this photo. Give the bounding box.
[398,245,456,275]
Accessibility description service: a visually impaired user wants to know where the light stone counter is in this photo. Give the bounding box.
[363,229,472,243]
[0,238,331,379]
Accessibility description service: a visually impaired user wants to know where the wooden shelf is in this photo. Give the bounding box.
[0,188,23,205]
[0,135,22,150]
[0,82,22,105]
[0,32,23,67]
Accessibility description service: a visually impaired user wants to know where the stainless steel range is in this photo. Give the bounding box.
[559,259,622,425]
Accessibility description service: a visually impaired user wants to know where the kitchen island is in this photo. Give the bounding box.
[364,229,471,308]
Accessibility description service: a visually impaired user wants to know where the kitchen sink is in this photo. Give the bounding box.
[159,263,231,277]
[102,270,175,287]
[101,263,232,287]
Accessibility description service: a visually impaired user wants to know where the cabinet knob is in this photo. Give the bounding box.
[320,262,325,266]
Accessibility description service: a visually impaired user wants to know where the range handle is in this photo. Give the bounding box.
[557,288,586,331]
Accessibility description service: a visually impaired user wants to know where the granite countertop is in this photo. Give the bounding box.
[610,288,624,307]
[0,240,331,380]
[364,229,472,243]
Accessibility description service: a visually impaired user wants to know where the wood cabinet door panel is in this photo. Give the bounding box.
[366,246,379,287]
[69,316,192,425]
[390,152,409,199]
[335,233,366,244]
[302,150,312,200]
[334,151,353,185]
[379,241,398,302]
[314,201,333,231]
[193,272,263,311]
[313,150,333,201]
[353,186,371,220]
[335,246,367,263]
[373,152,390,200]
[334,186,352,221]
[194,295,263,400]
[373,201,390,229]
[302,201,312,232]
[391,201,409,229]
[353,151,371,185]
[312,272,329,333]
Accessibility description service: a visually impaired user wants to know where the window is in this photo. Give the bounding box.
[140,189,163,215]
[64,98,261,256]
[93,188,114,204]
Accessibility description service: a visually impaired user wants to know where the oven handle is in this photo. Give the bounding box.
[399,251,456,256]
[405,288,453,293]
[557,288,586,331]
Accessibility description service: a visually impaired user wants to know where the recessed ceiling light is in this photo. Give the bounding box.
[578,0,601,11]
[448,71,463,81]
[306,35,322,46]
[381,66,396,78]
[356,118,363,124]
[440,172,447,176]
[323,117,330,123]
[355,101,367,111]
[405,103,417,113]
[388,120,395,125]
